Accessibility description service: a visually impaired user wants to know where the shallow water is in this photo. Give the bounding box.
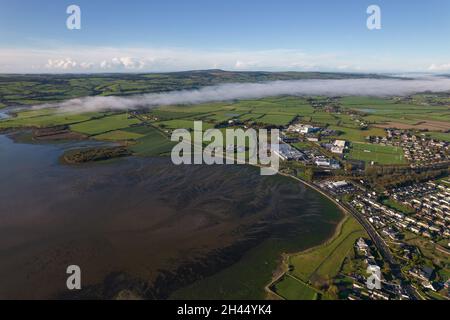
[0,134,342,299]
[0,111,10,119]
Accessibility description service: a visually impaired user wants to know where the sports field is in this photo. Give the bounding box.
[272,275,319,300]
[347,142,407,165]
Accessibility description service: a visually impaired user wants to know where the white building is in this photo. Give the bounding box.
[331,140,347,154]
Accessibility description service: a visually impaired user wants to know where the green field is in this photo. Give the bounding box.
[273,275,319,300]
[0,71,383,107]
[94,130,145,141]
[341,96,449,115]
[292,142,314,150]
[148,110,203,121]
[156,119,215,131]
[258,114,296,126]
[347,142,406,165]
[0,79,448,165]
[201,111,243,122]
[328,126,386,142]
[128,126,176,156]
[289,216,367,286]
[382,198,415,215]
[427,131,450,142]
[2,86,448,148]
[70,113,140,135]
[340,96,396,107]
[0,108,101,129]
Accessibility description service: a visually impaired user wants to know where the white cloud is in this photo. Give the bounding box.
[35,76,450,114]
[45,58,78,70]
[80,62,94,69]
[234,60,261,69]
[44,58,93,71]
[0,46,443,73]
[100,57,147,70]
[429,63,450,72]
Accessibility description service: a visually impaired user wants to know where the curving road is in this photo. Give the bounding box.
[279,171,420,300]
[338,200,420,300]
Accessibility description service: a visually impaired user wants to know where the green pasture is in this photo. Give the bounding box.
[70,113,140,135]
[289,216,367,285]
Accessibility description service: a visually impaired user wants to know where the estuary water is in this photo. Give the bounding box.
[0,111,10,119]
[0,134,343,299]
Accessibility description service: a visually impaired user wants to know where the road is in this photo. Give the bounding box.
[339,200,420,300]
[279,171,420,299]
[120,119,422,299]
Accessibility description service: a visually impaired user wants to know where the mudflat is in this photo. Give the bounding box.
[0,135,342,299]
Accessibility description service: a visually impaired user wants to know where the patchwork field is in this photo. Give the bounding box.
[70,113,140,135]
[0,71,380,107]
[328,126,386,142]
[1,92,448,164]
[128,126,176,156]
[1,92,448,168]
[374,120,450,132]
[94,130,145,141]
[0,109,102,129]
[258,114,296,126]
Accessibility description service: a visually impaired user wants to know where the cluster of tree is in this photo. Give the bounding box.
[61,146,131,164]
[364,165,449,190]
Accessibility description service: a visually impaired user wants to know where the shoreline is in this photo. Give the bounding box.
[1,131,352,300]
[219,159,354,300]
[264,215,350,300]
[242,167,356,300]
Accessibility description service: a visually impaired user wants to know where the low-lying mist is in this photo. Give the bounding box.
[36,76,450,113]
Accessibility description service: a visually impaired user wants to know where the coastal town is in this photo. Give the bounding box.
[130,93,449,300]
[268,118,450,300]
[159,92,449,301]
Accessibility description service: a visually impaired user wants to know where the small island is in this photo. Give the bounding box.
[61,146,132,164]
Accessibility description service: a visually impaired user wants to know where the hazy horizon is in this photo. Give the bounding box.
[0,69,448,76]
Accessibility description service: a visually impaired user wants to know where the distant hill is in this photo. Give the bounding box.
[0,69,394,107]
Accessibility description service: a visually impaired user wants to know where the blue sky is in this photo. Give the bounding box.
[0,0,449,73]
